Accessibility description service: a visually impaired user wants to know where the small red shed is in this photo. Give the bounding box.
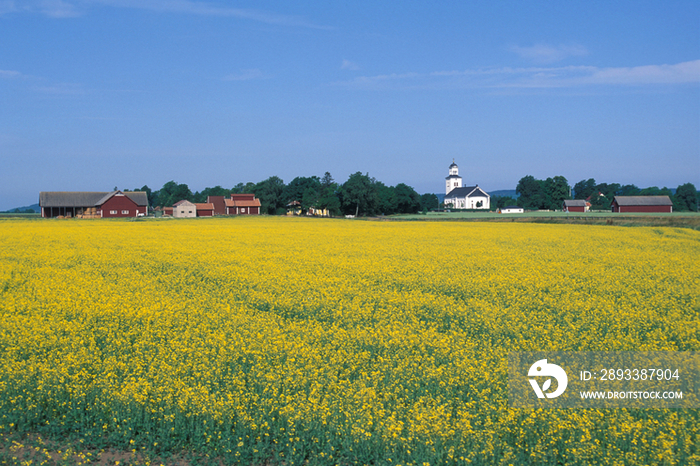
[195,203,215,217]
[563,199,588,212]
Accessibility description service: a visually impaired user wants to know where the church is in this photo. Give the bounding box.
[444,160,490,209]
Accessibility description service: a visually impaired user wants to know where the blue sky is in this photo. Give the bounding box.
[1,0,698,209]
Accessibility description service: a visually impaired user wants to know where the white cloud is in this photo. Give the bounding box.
[223,69,268,82]
[510,43,589,64]
[0,69,22,78]
[0,1,17,15]
[3,0,331,28]
[341,59,360,71]
[337,60,700,90]
[30,82,85,95]
[0,0,82,16]
[37,0,81,17]
[586,61,700,85]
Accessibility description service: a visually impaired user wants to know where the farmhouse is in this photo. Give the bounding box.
[225,194,261,215]
[443,161,490,210]
[563,199,589,212]
[611,195,673,213]
[40,191,148,218]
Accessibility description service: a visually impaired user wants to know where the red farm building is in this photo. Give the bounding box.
[195,203,215,217]
[563,199,589,212]
[39,191,149,218]
[225,194,261,215]
[611,195,673,213]
[207,196,227,215]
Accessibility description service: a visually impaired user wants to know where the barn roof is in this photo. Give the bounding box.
[563,199,587,207]
[613,195,673,206]
[225,198,261,207]
[230,193,256,200]
[123,192,148,206]
[39,191,148,207]
[195,203,215,210]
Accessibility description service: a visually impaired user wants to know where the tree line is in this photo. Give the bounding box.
[126,173,698,217]
[509,175,698,212]
[128,172,439,216]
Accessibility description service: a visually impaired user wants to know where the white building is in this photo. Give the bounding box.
[173,200,197,218]
[444,161,490,209]
[500,206,523,214]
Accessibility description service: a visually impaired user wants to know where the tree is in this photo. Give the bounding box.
[420,193,439,212]
[588,192,611,210]
[516,175,545,210]
[282,176,321,211]
[373,182,396,215]
[543,176,570,210]
[153,181,193,207]
[394,183,421,214]
[253,176,286,214]
[617,184,641,196]
[316,172,341,216]
[193,185,231,203]
[673,183,698,211]
[640,186,673,196]
[573,179,596,200]
[595,183,620,201]
[301,186,320,212]
[232,182,257,194]
[492,195,517,210]
[339,172,375,216]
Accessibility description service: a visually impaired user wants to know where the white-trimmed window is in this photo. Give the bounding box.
[110,210,117,214]
[121,210,129,214]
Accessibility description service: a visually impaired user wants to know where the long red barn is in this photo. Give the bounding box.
[611,195,673,213]
[40,191,149,218]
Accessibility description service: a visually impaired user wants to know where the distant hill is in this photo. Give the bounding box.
[3,203,39,213]
[489,189,518,198]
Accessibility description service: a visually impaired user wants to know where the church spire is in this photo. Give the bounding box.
[445,160,463,195]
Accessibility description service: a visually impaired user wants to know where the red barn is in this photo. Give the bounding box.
[195,203,215,217]
[611,196,673,213]
[207,196,226,215]
[225,194,261,215]
[40,191,149,218]
[563,199,588,212]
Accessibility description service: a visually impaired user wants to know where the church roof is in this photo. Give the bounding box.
[445,174,463,180]
[449,162,458,168]
[445,186,490,199]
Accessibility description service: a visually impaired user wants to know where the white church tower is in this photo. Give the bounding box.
[445,159,463,195]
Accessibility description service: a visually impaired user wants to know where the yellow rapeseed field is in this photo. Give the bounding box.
[0,217,698,465]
